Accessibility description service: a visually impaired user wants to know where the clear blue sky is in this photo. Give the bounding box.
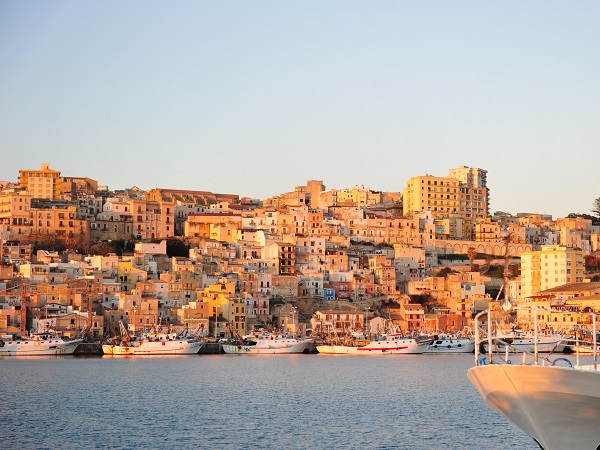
[1,1,599,218]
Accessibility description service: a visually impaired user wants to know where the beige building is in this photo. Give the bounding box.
[403,175,460,217]
[184,213,242,242]
[19,163,62,201]
[30,204,88,238]
[520,245,585,300]
[130,198,175,240]
[0,189,33,239]
[447,166,489,219]
[310,309,366,334]
[403,167,489,219]
[60,176,98,201]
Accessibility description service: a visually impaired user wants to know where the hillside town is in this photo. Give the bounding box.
[1,163,599,342]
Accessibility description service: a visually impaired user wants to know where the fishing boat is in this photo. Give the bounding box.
[316,334,370,354]
[222,334,312,354]
[316,344,362,354]
[103,323,202,356]
[468,307,600,450]
[355,334,431,354]
[106,332,202,355]
[316,338,370,354]
[0,333,82,356]
[426,335,475,353]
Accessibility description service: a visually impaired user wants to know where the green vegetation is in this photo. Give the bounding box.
[438,254,468,261]
[165,237,191,258]
[409,294,444,310]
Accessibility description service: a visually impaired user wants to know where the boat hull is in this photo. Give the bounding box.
[351,334,430,354]
[0,338,82,356]
[222,339,311,354]
[468,363,600,450]
[316,344,363,354]
[101,344,114,355]
[427,338,475,354]
[106,340,202,355]
[483,337,560,353]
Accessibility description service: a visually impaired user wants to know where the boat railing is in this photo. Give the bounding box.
[474,306,598,370]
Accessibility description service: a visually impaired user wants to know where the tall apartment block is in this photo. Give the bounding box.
[403,166,489,219]
[520,245,585,300]
[402,175,461,217]
[18,163,62,201]
[447,166,489,219]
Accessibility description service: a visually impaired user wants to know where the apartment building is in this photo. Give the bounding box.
[18,163,62,201]
[403,167,489,219]
[60,177,98,201]
[30,204,87,237]
[184,213,242,241]
[0,189,33,238]
[520,245,585,300]
[403,175,460,217]
[447,166,489,219]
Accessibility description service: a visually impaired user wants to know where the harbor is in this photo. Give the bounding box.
[0,353,539,450]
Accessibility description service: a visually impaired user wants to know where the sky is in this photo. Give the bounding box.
[1,1,599,218]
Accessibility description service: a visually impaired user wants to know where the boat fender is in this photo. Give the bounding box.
[457,343,462,347]
[552,357,573,368]
[447,345,452,348]
[433,345,438,349]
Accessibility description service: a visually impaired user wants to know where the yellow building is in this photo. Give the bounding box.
[19,163,62,201]
[30,204,87,238]
[474,218,502,242]
[221,297,247,337]
[520,245,585,300]
[179,301,211,335]
[402,175,460,217]
[447,166,489,219]
[130,198,175,240]
[184,213,242,241]
[0,189,33,238]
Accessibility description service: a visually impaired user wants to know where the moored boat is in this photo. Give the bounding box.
[468,307,600,450]
[104,332,202,356]
[426,336,475,353]
[355,334,430,354]
[481,331,561,353]
[0,333,82,356]
[316,344,362,354]
[222,334,312,354]
[316,335,370,354]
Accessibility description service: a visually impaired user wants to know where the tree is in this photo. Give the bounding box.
[164,237,191,258]
[467,246,476,272]
[436,267,456,277]
[568,212,600,226]
[593,197,600,219]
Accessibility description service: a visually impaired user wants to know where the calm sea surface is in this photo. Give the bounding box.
[0,353,538,450]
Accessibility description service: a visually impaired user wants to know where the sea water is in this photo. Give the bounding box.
[0,354,537,449]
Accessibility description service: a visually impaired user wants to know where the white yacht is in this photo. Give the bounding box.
[468,307,600,450]
[426,335,475,353]
[481,330,562,353]
[354,334,430,354]
[222,334,312,354]
[0,333,82,356]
